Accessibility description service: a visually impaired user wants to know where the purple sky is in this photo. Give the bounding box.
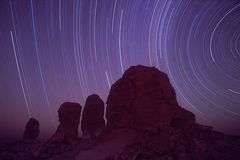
[0,0,240,141]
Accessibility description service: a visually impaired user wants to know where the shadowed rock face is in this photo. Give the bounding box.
[105,65,195,132]
[81,94,105,138]
[23,118,40,141]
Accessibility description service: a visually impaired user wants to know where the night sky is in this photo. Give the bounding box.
[0,0,240,141]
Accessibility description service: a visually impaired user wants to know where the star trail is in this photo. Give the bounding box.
[0,0,240,140]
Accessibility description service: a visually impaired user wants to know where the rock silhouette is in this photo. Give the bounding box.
[81,94,105,138]
[40,102,82,158]
[23,118,40,141]
[0,119,42,160]
[105,65,195,132]
[52,102,82,142]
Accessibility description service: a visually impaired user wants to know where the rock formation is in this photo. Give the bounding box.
[98,65,240,160]
[40,102,82,158]
[76,65,240,160]
[52,102,82,142]
[81,94,105,138]
[0,118,42,160]
[23,118,40,141]
[105,65,195,132]
[1,65,240,160]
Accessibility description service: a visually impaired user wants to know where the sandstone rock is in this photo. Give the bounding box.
[23,118,40,141]
[105,65,195,132]
[81,94,105,138]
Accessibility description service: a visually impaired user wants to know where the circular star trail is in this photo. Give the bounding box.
[0,0,239,139]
